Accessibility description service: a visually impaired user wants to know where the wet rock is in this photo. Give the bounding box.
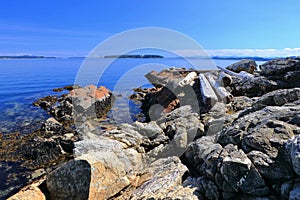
[33,95,57,110]
[40,117,65,134]
[0,117,77,170]
[63,84,81,91]
[52,87,63,92]
[226,59,257,74]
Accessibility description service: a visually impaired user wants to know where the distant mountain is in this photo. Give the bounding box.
[182,55,289,61]
[211,56,278,61]
[0,55,56,59]
[103,54,164,58]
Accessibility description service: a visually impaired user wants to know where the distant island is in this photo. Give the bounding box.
[211,56,276,61]
[0,55,56,59]
[103,54,164,58]
[1,54,297,61]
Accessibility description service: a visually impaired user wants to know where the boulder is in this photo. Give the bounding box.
[288,136,300,176]
[148,106,203,158]
[226,59,257,74]
[48,136,144,200]
[229,76,279,97]
[130,156,198,200]
[46,160,91,200]
[260,57,300,76]
[183,176,219,200]
[49,85,113,125]
[252,88,300,111]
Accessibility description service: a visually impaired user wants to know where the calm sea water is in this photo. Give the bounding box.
[0,58,262,134]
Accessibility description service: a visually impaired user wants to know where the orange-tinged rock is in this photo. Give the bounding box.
[8,185,45,200]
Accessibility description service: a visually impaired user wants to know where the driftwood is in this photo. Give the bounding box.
[199,74,218,107]
[205,73,234,104]
[217,71,233,87]
[179,72,198,87]
[217,66,254,81]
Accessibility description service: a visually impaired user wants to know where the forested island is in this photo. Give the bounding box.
[103,54,164,58]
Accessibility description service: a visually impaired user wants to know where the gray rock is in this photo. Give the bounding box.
[220,145,252,192]
[289,136,300,175]
[281,180,294,199]
[260,57,300,76]
[238,168,269,196]
[47,160,91,200]
[289,181,300,200]
[242,119,294,157]
[185,136,215,169]
[226,59,257,74]
[48,135,144,200]
[219,102,300,147]
[149,106,202,158]
[229,76,279,97]
[183,176,219,200]
[131,156,198,200]
[247,150,294,181]
[252,88,300,111]
[226,96,254,112]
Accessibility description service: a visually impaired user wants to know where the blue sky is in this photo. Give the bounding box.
[1,0,300,57]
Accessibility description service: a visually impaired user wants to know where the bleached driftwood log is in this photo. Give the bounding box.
[179,71,198,87]
[217,71,233,87]
[199,74,218,107]
[217,66,254,81]
[205,73,234,104]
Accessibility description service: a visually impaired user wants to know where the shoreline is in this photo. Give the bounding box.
[1,56,300,199]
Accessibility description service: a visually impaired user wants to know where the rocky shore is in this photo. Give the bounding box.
[2,57,300,199]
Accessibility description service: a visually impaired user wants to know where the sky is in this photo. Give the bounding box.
[0,0,300,57]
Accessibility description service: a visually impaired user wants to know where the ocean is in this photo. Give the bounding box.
[0,58,264,134]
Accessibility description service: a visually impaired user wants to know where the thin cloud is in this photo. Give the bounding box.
[175,48,300,58]
[0,20,110,37]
